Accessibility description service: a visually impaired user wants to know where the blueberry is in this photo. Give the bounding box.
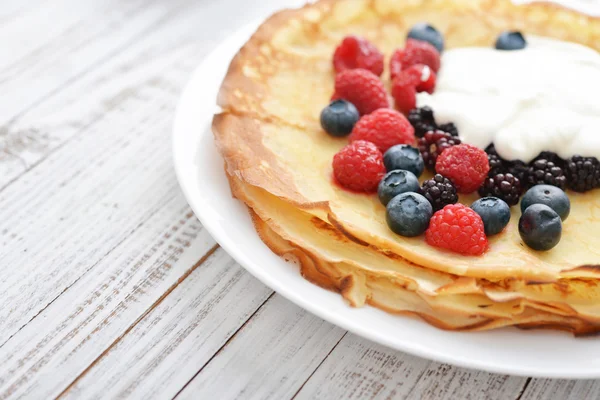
[383,144,425,177]
[320,100,360,137]
[386,192,432,237]
[521,184,570,221]
[407,23,444,53]
[495,31,527,50]
[518,204,562,251]
[378,170,420,206]
[471,197,510,236]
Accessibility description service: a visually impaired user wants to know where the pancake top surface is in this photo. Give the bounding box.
[214,0,600,281]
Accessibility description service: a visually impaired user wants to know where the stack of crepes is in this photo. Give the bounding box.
[213,0,600,334]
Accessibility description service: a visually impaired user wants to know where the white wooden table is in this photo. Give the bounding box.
[0,1,598,398]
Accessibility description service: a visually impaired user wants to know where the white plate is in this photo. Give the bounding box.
[172,21,600,379]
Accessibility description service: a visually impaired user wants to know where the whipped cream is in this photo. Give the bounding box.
[416,36,600,162]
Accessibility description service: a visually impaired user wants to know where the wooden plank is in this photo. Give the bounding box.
[0,0,188,118]
[175,295,346,400]
[293,334,527,400]
[0,193,218,398]
[520,379,600,400]
[59,251,273,399]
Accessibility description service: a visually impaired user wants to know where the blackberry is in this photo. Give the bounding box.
[437,122,459,137]
[408,106,436,138]
[485,145,505,176]
[478,173,523,206]
[506,160,529,184]
[417,130,461,171]
[564,156,600,192]
[532,151,563,167]
[419,174,458,211]
[527,158,566,190]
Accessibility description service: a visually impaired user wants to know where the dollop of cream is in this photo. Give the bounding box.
[416,36,600,162]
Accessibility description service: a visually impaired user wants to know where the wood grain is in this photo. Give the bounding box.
[176,294,346,400]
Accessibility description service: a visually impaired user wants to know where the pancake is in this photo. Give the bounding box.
[232,175,599,334]
[212,0,600,332]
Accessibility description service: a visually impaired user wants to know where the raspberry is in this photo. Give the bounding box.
[333,69,389,115]
[565,155,600,192]
[419,174,458,211]
[425,204,489,256]
[402,64,436,94]
[349,109,415,153]
[417,130,461,171]
[333,36,384,77]
[478,173,523,206]
[332,140,386,192]
[391,74,417,114]
[436,144,490,193]
[390,39,441,80]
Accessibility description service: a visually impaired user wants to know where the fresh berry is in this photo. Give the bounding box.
[485,145,506,176]
[533,151,563,166]
[526,158,567,190]
[519,204,562,251]
[391,74,417,114]
[471,197,511,236]
[437,122,458,137]
[436,144,490,193]
[389,39,441,80]
[383,144,424,177]
[378,170,420,206]
[495,31,527,51]
[418,130,461,171]
[386,192,432,237]
[565,155,600,192]
[407,23,444,53]
[333,36,384,76]
[349,109,415,153]
[408,106,436,138]
[425,204,488,256]
[401,64,436,94]
[320,100,360,137]
[333,69,389,115]
[332,140,386,192]
[419,174,458,211]
[478,173,523,206]
[521,184,570,221]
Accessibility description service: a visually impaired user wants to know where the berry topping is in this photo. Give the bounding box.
[320,100,360,137]
[437,122,459,137]
[407,23,444,53]
[485,145,506,176]
[333,36,384,76]
[391,73,417,114]
[425,204,488,256]
[386,192,432,237]
[435,144,490,194]
[419,174,458,211]
[408,106,436,138]
[332,140,386,192]
[390,39,441,80]
[349,109,415,153]
[495,31,527,51]
[333,69,389,116]
[478,173,523,207]
[565,155,600,192]
[519,204,562,251]
[377,170,420,206]
[418,130,461,171]
[526,158,567,190]
[521,184,570,221]
[383,144,424,177]
[402,64,437,94]
[471,197,511,236]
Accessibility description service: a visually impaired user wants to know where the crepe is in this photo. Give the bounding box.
[213,0,600,332]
